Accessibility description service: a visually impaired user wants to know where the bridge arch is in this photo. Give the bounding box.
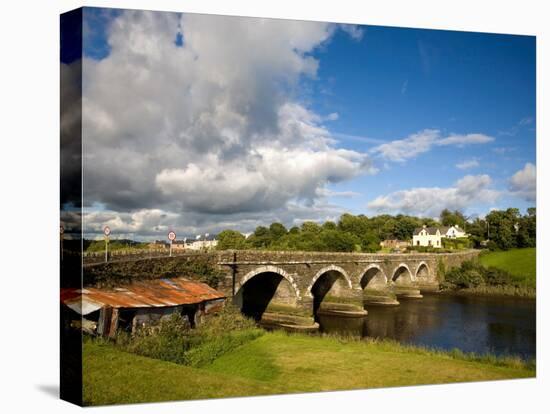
[234,265,301,321]
[306,265,353,297]
[391,263,414,285]
[415,261,430,281]
[360,264,388,289]
[237,265,301,299]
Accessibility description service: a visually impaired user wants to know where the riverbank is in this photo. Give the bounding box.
[439,248,536,298]
[83,330,534,406]
[439,285,535,298]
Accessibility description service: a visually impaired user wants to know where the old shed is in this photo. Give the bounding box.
[61,278,226,337]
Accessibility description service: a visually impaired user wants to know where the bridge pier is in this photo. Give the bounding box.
[316,288,368,318]
[363,288,400,306]
[392,285,423,299]
[259,297,319,332]
[414,281,441,294]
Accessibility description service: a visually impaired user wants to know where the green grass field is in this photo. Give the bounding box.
[479,248,536,288]
[83,331,534,406]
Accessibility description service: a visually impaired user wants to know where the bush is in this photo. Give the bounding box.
[442,260,518,290]
[123,313,193,364]
[484,266,515,286]
[184,329,263,367]
[116,305,262,367]
[486,240,499,251]
[442,237,472,250]
[443,266,484,289]
[194,304,257,338]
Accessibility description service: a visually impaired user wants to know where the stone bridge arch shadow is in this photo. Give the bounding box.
[360,264,388,290]
[391,263,423,299]
[391,263,414,285]
[233,266,300,321]
[360,264,400,306]
[307,265,365,318]
[415,262,431,281]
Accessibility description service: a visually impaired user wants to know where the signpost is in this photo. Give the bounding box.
[168,231,176,257]
[103,226,111,263]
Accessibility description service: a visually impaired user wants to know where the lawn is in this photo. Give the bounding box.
[479,248,536,287]
[83,331,534,406]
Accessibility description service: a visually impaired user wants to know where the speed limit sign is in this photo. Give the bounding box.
[104,226,111,237]
[168,231,176,241]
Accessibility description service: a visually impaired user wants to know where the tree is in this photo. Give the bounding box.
[301,221,322,234]
[440,209,466,227]
[361,232,381,252]
[321,230,360,252]
[517,207,536,248]
[248,226,272,248]
[322,221,337,231]
[269,222,287,240]
[466,217,487,248]
[217,230,246,250]
[393,216,418,240]
[288,226,300,235]
[337,213,369,238]
[486,209,517,250]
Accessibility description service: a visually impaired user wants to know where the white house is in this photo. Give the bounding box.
[412,226,443,248]
[441,225,467,238]
[412,224,469,248]
[185,234,218,251]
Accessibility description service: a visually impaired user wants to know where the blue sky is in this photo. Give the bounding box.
[75,8,536,238]
[307,26,536,217]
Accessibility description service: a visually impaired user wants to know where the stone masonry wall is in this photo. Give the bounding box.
[215,249,482,299]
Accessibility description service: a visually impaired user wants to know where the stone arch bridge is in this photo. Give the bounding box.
[214,250,480,330]
[83,249,480,331]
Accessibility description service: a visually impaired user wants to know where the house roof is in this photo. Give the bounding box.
[413,225,467,236]
[61,278,226,316]
[413,227,440,236]
[449,225,464,232]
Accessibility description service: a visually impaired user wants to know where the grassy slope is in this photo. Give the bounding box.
[83,332,534,406]
[479,248,536,287]
[83,340,275,406]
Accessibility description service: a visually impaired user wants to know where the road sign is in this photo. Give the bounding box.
[168,231,176,241]
[104,226,111,237]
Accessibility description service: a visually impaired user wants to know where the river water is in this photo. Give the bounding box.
[318,294,536,360]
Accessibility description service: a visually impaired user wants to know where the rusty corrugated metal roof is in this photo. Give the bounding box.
[61,278,225,315]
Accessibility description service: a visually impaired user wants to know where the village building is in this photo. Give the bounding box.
[148,240,169,249]
[379,239,410,251]
[412,224,469,248]
[61,278,226,338]
[441,225,467,238]
[412,226,443,248]
[185,234,218,251]
[171,239,187,250]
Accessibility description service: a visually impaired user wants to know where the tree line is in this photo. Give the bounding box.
[216,207,535,253]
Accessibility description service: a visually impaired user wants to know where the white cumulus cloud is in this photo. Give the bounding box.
[367,174,501,217]
[80,10,374,235]
[509,163,536,202]
[456,158,480,170]
[371,129,494,162]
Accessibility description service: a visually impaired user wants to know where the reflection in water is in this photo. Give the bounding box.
[318,294,536,359]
